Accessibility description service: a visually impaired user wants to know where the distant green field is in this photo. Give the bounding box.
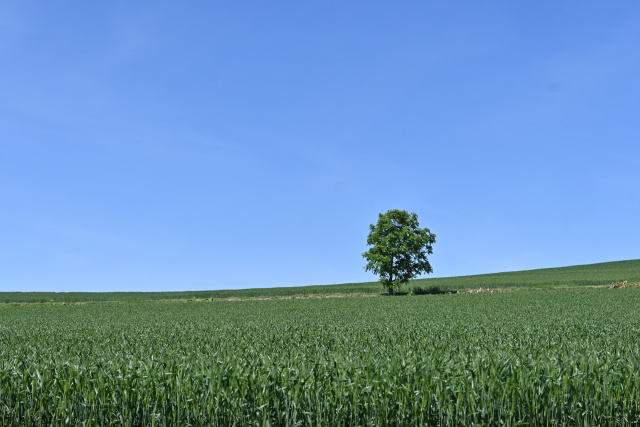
[2,259,639,303]
[410,258,640,291]
[2,288,640,425]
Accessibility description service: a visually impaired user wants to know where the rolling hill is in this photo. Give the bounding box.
[2,259,638,304]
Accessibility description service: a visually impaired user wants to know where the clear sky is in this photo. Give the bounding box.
[1,1,639,292]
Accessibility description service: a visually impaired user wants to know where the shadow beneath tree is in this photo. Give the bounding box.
[401,286,459,296]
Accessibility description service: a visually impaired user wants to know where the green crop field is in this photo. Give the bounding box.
[2,285,640,425]
[2,259,639,304]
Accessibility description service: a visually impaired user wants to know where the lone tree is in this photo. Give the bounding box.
[362,209,436,296]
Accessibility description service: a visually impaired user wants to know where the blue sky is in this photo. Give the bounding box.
[2,1,639,292]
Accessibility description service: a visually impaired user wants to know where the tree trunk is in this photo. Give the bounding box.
[388,259,395,296]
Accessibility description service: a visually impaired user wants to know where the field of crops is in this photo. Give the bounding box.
[2,259,639,304]
[2,288,640,425]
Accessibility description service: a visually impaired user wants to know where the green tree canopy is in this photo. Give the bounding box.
[362,210,436,296]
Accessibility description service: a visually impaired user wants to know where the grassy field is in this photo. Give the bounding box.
[1,287,640,425]
[2,259,639,303]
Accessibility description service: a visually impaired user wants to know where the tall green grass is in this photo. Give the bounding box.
[1,288,640,425]
[2,259,639,303]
